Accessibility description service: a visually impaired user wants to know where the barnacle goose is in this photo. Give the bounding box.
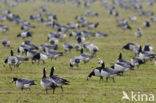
[49,67,69,92]
[69,56,81,68]
[12,77,36,90]
[40,68,58,94]
[79,48,93,63]
[2,39,10,47]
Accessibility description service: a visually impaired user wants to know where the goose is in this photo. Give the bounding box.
[21,24,35,31]
[76,36,85,44]
[3,50,18,70]
[16,31,32,38]
[98,60,120,82]
[47,51,63,60]
[69,56,81,68]
[143,21,150,27]
[37,6,48,12]
[74,44,83,51]
[95,32,108,37]
[135,28,142,38]
[85,44,99,56]
[122,43,140,55]
[79,49,93,63]
[2,39,10,47]
[49,67,69,92]
[3,50,28,70]
[67,22,79,29]
[138,46,155,61]
[0,25,9,32]
[131,57,144,69]
[117,53,134,70]
[32,52,48,64]
[117,23,131,30]
[22,41,38,50]
[49,38,58,45]
[63,42,73,52]
[87,59,119,82]
[40,68,58,94]
[81,22,99,29]
[143,45,153,52]
[129,16,137,21]
[45,13,57,21]
[84,10,98,16]
[40,44,58,53]
[12,77,36,90]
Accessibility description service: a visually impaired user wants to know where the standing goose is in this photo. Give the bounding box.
[138,46,155,61]
[3,50,18,70]
[135,28,142,38]
[40,68,58,94]
[12,77,36,90]
[117,53,134,70]
[131,56,144,69]
[49,67,70,92]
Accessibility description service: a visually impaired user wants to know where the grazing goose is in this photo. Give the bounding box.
[131,57,144,69]
[63,42,73,52]
[32,52,48,64]
[117,23,131,30]
[12,77,36,90]
[16,31,32,38]
[49,67,70,92]
[2,39,10,47]
[67,22,79,29]
[47,51,63,60]
[95,32,108,37]
[81,22,99,29]
[135,28,142,38]
[40,68,58,94]
[22,41,38,50]
[70,56,81,68]
[129,16,137,21]
[40,44,58,53]
[122,43,140,55]
[79,49,93,63]
[99,60,120,82]
[84,10,98,16]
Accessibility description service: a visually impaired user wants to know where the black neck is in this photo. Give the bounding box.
[118,53,122,60]
[43,68,46,78]
[101,62,105,68]
[50,67,54,77]
[11,50,14,56]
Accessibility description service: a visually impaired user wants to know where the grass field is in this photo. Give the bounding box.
[0,0,156,103]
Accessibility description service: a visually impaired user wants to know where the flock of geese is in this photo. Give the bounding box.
[0,0,156,94]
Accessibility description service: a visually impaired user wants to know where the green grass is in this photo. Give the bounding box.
[0,1,156,103]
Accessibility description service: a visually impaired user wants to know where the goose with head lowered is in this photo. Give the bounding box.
[49,67,70,92]
[40,68,58,94]
[12,77,36,91]
[87,59,120,82]
[69,56,81,68]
